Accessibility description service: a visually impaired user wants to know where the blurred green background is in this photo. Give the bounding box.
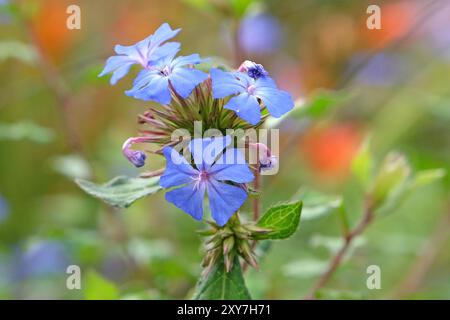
[0,0,449,299]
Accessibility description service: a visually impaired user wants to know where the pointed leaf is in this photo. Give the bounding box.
[411,169,446,188]
[193,256,251,300]
[75,176,161,208]
[255,201,302,240]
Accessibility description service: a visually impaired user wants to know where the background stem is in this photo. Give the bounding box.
[304,203,374,299]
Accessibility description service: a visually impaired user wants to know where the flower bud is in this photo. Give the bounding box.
[222,236,235,256]
[371,152,410,208]
[122,137,150,168]
[238,60,269,79]
[249,142,277,172]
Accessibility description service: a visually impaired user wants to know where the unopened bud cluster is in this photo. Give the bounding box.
[198,214,271,275]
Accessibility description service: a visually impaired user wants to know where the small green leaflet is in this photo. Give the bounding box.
[411,168,446,188]
[0,41,38,64]
[193,256,251,300]
[300,91,342,118]
[84,270,120,300]
[75,176,161,208]
[255,201,302,240]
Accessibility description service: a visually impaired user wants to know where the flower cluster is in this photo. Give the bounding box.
[100,23,294,228]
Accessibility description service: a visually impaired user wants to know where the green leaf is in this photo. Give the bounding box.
[230,0,254,17]
[266,91,343,128]
[303,91,341,118]
[84,270,119,300]
[294,90,343,119]
[193,256,251,300]
[411,169,446,188]
[75,176,161,208]
[376,168,446,216]
[73,62,109,90]
[351,138,373,187]
[255,201,302,240]
[182,0,214,11]
[0,121,54,143]
[0,41,38,64]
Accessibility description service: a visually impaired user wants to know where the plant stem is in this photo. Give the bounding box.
[253,166,261,221]
[242,166,261,273]
[25,24,83,153]
[304,202,374,300]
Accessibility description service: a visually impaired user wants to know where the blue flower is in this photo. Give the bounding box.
[13,241,70,280]
[125,53,208,104]
[239,13,282,55]
[160,136,254,226]
[210,68,294,125]
[99,23,181,85]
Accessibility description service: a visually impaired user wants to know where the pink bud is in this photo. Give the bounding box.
[122,136,150,167]
[249,142,277,172]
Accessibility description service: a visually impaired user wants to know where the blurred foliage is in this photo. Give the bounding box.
[0,0,449,300]
[0,41,37,64]
[0,121,54,143]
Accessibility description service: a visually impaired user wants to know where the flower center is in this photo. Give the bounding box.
[160,65,172,76]
[198,170,209,181]
[193,170,209,190]
[247,85,256,95]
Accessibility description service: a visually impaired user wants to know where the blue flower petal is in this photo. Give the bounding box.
[149,42,181,65]
[169,68,208,98]
[165,183,205,221]
[254,85,294,118]
[160,147,198,188]
[126,72,171,104]
[150,23,181,47]
[99,23,180,84]
[207,180,248,226]
[109,63,135,85]
[99,56,135,85]
[224,93,261,125]
[189,136,231,170]
[255,76,277,88]
[210,68,245,98]
[113,38,151,65]
[210,148,254,183]
[171,53,204,68]
[130,69,160,87]
[233,72,254,86]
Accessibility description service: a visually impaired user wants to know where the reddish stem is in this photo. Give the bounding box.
[304,205,374,300]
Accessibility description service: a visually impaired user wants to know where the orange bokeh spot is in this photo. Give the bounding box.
[301,123,362,179]
[30,0,79,62]
[111,10,163,45]
[361,1,418,48]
